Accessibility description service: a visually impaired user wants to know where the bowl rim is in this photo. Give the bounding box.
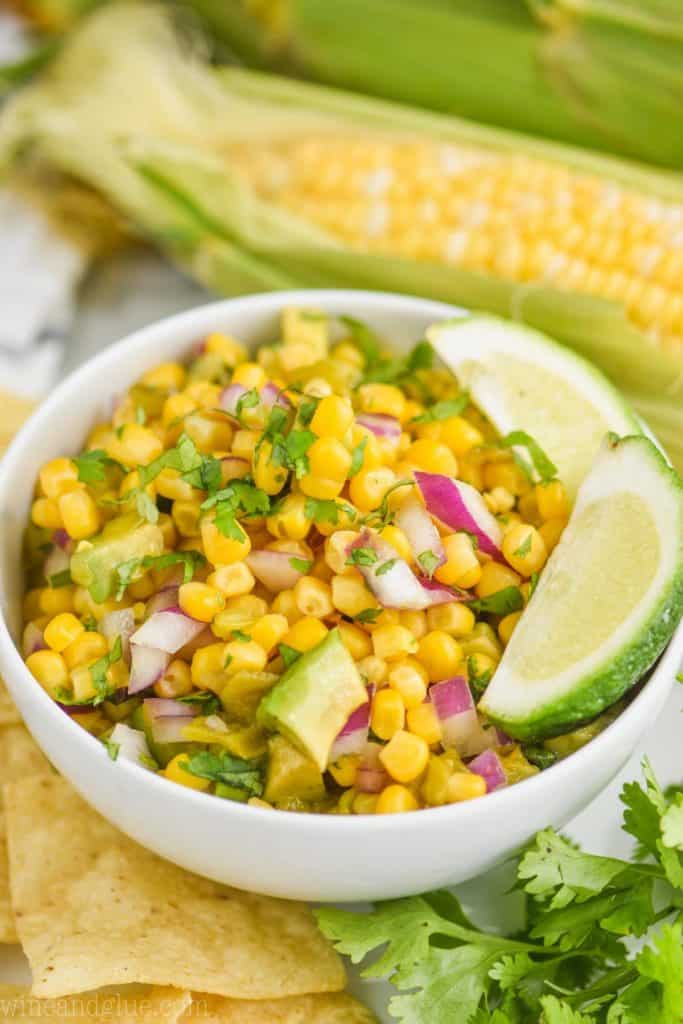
[0,286,680,837]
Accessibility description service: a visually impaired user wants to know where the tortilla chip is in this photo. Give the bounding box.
[0,680,21,727]
[0,804,16,944]
[0,984,191,1022]
[5,775,345,1000]
[183,993,376,1024]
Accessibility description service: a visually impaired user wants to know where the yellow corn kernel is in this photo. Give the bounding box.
[39,457,80,499]
[178,581,225,622]
[266,492,312,541]
[404,439,458,477]
[349,466,396,512]
[38,586,75,616]
[249,613,289,652]
[331,574,378,618]
[232,362,266,390]
[266,537,314,560]
[253,440,288,496]
[398,610,427,640]
[58,490,101,541]
[434,533,482,589]
[475,561,522,599]
[356,655,388,686]
[183,413,233,454]
[375,784,419,814]
[352,792,379,814]
[43,612,84,653]
[426,603,475,637]
[371,688,405,740]
[170,498,202,538]
[207,562,255,598]
[402,399,423,423]
[314,501,360,538]
[328,754,360,788]
[358,383,405,420]
[125,573,155,601]
[413,420,442,442]
[310,395,354,439]
[324,530,361,575]
[483,460,528,496]
[421,755,454,806]
[164,753,211,791]
[337,620,373,660]
[232,429,260,461]
[282,616,328,652]
[141,360,186,391]
[23,589,43,621]
[185,381,222,410]
[370,608,401,632]
[201,517,251,566]
[212,595,269,636]
[372,625,418,662]
[300,437,352,492]
[387,662,428,709]
[162,392,197,428]
[446,772,487,803]
[204,332,247,365]
[298,476,345,501]
[536,480,569,521]
[25,649,68,698]
[485,486,516,515]
[31,497,63,530]
[440,416,484,456]
[462,622,503,661]
[153,659,193,699]
[155,513,177,550]
[498,611,522,646]
[380,730,430,784]
[517,491,539,524]
[68,663,96,702]
[109,423,164,466]
[191,642,228,689]
[349,425,383,470]
[63,630,108,670]
[271,589,301,626]
[502,524,548,577]
[539,516,567,554]
[333,340,365,368]
[223,639,268,676]
[417,631,463,683]
[379,524,413,564]
[293,575,334,618]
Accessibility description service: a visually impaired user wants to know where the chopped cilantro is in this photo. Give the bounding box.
[353,607,382,624]
[418,549,440,577]
[48,569,72,589]
[513,533,533,558]
[349,436,368,478]
[360,478,415,529]
[181,750,263,797]
[231,629,251,644]
[114,558,141,600]
[279,643,302,669]
[304,497,356,526]
[142,549,206,584]
[338,314,381,367]
[178,690,220,714]
[138,433,202,489]
[289,556,313,574]
[89,635,123,704]
[72,449,124,484]
[102,737,120,761]
[201,480,271,542]
[522,745,558,771]
[182,453,222,493]
[529,571,540,598]
[376,558,398,577]
[469,587,524,616]
[361,339,433,386]
[346,547,379,568]
[467,654,494,699]
[135,489,159,524]
[235,388,260,422]
[280,429,316,479]
[502,430,557,484]
[297,396,320,427]
[410,393,469,425]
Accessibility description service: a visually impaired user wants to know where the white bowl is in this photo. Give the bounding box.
[0,289,680,903]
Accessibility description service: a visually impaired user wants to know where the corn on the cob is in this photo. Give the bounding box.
[1,4,682,452]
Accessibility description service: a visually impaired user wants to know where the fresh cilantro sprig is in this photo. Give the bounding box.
[181,750,264,798]
[338,314,381,368]
[72,449,126,484]
[201,480,271,541]
[410,393,469,425]
[305,497,357,527]
[469,586,524,616]
[502,430,558,485]
[317,761,683,1022]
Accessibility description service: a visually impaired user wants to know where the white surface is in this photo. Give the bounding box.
[0,268,681,1019]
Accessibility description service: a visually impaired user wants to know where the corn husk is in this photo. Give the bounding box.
[2,3,682,465]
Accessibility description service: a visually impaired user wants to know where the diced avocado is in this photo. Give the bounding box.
[256,628,367,771]
[133,701,191,768]
[102,696,142,723]
[498,744,539,784]
[219,670,279,721]
[543,703,624,759]
[70,514,164,602]
[263,735,326,805]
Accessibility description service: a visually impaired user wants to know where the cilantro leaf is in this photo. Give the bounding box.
[230,629,251,644]
[353,607,382,624]
[304,497,356,526]
[89,635,123,704]
[72,449,124,484]
[518,829,629,910]
[138,433,202,489]
[182,453,222,493]
[338,314,381,368]
[114,557,141,600]
[349,436,368,478]
[346,547,379,568]
[48,569,72,588]
[289,557,313,574]
[502,431,557,484]
[202,480,271,541]
[135,489,159,524]
[469,587,524,616]
[361,340,433,386]
[279,643,302,669]
[513,533,533,558]
[282,429,316,479]
[360,479,415,529]
[102,737,120,761]
[297,396,320,427]
[539,996,596,1023]
[141,549,207,584]
[418,549,440,577]
[376,558,398,577]
[634,924,683,1022]
[410,393,469,425]
[235,388,260,422]
[181,750,263,797]
[177,689,221,714]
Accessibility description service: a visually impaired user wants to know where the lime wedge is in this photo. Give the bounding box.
[428,315,639,497]
[480,435,683,740]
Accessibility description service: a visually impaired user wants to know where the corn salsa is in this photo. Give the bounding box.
[21,307,601,814]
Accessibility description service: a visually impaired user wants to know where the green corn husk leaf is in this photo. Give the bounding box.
[2,2,683,471]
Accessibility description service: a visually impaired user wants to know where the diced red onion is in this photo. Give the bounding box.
[57,701,98,716]
[219,383,248,418]
[349,531,463,611]
[247,550,308,593]
[220,456,250,482]
[145,586,180,617]
[130,609,205,654]
[101,608,136,662]
[178,626,215,660]
[143,697,198,719]
[415,471,503,561]
[261,382,292,410]
[108,723,153,768]
[22,621,46,657]
[44,545,70,582]
[52,528,73,552]
[395,497,445,577]
[356,413,402,440]
[356,742,390,794]
[431,677,493,757]
[329,688,372,762]
[468,749,507,792]
[128,643,170,694]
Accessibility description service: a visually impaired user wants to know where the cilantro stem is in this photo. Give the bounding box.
[559,965,639,1005]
